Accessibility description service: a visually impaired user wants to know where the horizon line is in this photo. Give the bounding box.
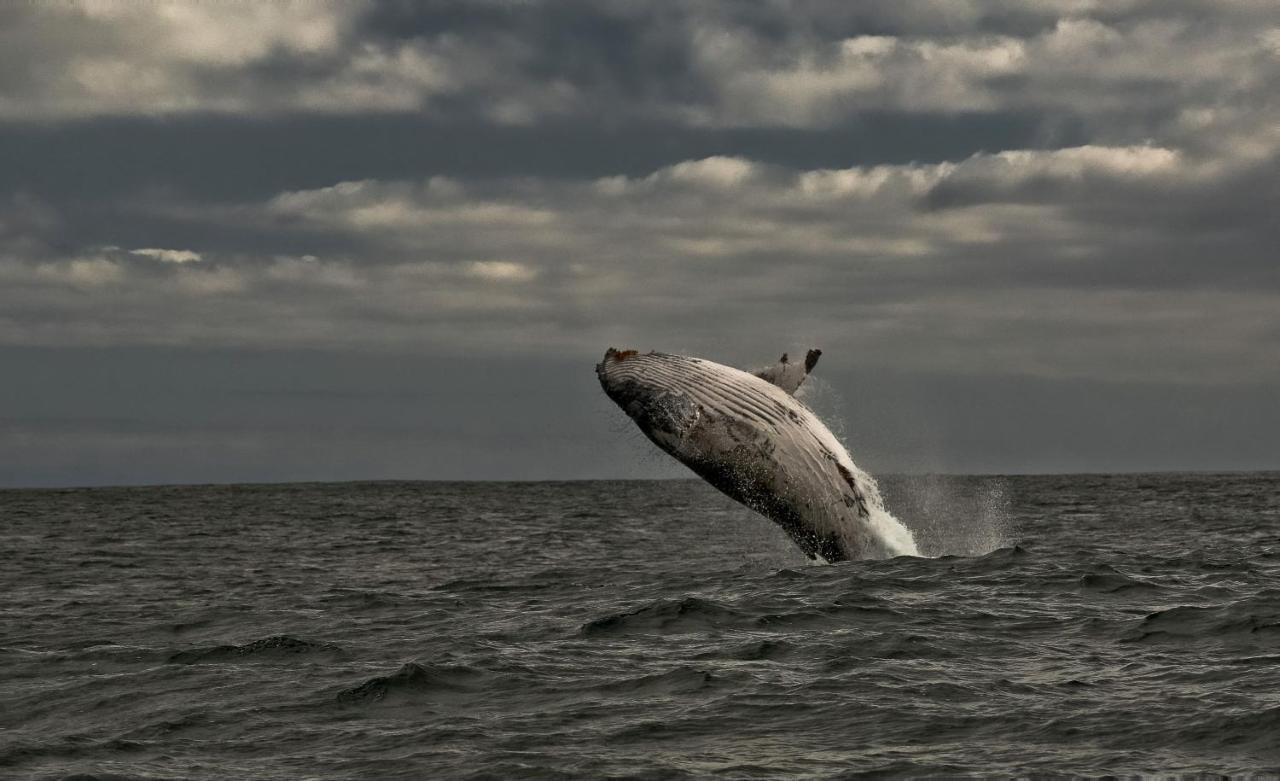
[3,468,1278,492]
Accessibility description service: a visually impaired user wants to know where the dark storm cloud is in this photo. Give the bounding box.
[359,2,710,108]
[2,0,1275,131]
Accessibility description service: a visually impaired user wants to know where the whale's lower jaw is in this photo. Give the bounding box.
[686,456,852,562]
[637,412,872,562]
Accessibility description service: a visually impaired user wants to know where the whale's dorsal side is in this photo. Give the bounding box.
[753,348,821,395]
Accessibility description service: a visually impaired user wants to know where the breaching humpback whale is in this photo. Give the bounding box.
[597,348,918,562]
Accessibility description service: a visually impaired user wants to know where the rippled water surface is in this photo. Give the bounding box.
[3,474,1280,778]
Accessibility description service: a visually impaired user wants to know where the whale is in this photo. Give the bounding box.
[597,348,918,562]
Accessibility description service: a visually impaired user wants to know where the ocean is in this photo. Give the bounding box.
[2,473,1279,778]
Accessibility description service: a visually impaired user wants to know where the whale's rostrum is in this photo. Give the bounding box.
[597,348,918,562]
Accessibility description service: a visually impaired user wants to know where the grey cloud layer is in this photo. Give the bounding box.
[2,141,1275,384]
[0,2,1276,379]
[4,2,1279,142]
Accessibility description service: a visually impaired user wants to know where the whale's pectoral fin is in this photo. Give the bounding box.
[754,348,821,394]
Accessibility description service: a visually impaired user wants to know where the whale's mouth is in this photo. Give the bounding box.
[597,348,667,413]
[597,348,632,397]
[597,348,700,445]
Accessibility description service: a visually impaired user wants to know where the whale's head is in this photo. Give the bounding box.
[597,348,702,453]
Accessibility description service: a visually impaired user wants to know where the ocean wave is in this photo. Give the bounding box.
[1076,564,1164,595]
[580,596,746,636]
[336,662,487,705]
[167,635,344,664]
[595,666,717,696]
[1123,595,1280,646]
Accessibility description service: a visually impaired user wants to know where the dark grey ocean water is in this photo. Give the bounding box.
[3,473,1279,778]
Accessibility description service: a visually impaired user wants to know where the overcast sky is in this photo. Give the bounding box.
[2,0,1278,487]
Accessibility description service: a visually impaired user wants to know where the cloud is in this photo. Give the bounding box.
[2,2,1278,266]
[0,0,1273,152]
[130,247,202,263]
[0,1,1276,394]
[686,32,1028,124]
[0,0,356,117]
[682,12,1280,159]
[467,260,538,282]
[0,2,579,121]
[35,256,125,288]
[0,138,1274,386]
